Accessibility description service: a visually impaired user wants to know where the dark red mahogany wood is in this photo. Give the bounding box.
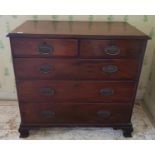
[80,39,143,58]
[17,80,135,103]
[14,58,139,80]
[8,21,149,39]
[11,38,78,57]
[7,21,150,138]
[21,102,132,124]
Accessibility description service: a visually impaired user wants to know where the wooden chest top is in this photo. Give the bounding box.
[8,21,150,39]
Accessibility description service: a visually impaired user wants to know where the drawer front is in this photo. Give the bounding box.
[11,38,78,57]
[80,39,143,58]
[17,80,135,103]
[14,58,139,80]
[21,103,131,124]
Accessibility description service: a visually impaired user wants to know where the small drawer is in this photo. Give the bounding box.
[17,80,135,103]
[11,38,78,57]
[14,58,139,80]
[80,39,143,58]
[20,102,132,124]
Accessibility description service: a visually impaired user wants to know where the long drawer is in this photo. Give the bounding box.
[21,102,132,124]
[14,58,139,80]
[17,80,135,103]
[11,38,78,57]
[80,39,143,58]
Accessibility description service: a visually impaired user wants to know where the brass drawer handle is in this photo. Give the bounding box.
[38,42,53,55]
[104,45,120,55]
[100,88,114,96]
[40,87,55,96]
[102,65,118,73]
[39,64,52,73]
[97,110,111,118]
[40,110,55,118]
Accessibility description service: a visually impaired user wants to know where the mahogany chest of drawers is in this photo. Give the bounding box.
[8,21,150,138]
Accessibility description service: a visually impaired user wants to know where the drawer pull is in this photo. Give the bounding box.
[97,110,111,118]
[100,88,114,96]
[40,110,55,118]
[39,64,52,73]
[38,42,52,55]
[104,45,120,55]
[102,65,118,73]
[40,87,55,96]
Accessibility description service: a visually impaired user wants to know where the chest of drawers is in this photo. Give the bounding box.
[8,21,150,138]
